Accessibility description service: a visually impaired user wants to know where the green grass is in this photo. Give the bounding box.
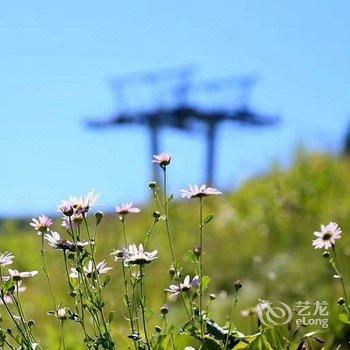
[1,152,350,348]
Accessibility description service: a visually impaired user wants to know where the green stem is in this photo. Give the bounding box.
[332,245,350,310]
[63,251,90,342]
[223,290,239,350]
[82,216,112,345]
[199,196,204,341]
[13,283,38,346]
[122,219,128,247]
[162,169,191,321]
[121,262,137,350]
[0,294,30,346]
[139,265,150,349]
[40,235,66,349]
[163,169,176,263]
[144,220,157,250]
[131,278,140,334]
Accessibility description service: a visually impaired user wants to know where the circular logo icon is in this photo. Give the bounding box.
[257,299,293,326]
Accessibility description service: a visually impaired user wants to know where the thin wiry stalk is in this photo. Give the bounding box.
[63,249,90,343]
[199,196,204,341]
[79,271,103,338]
[122,218,128,247]
[223,289,239,350]
[139,265,150,349]
[82,216,113,345]
[144,220,157,250]
[121,261,137,350]
[131,278,141,334]
[40,235,66,349]
[163,169,176,263]
[161,168,191,321]
[12,284,39,346]
[121,217,139,348]
[0,295,30,346]
[4,337,16,349]
[163,314,176,350]
[332,245,350,311]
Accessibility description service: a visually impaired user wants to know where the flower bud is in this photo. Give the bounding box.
[169,266,176,277]
[233,279,243,291]
[193,245,202,257]
[95,211,104,225]
[58,308,67,320]
[149,182,157,190]
[28,320,35,328]
[153,211,162,220]
[72,214,83,224]
[338,297,345,305]
[160,305,169,315]
[114,250,125,259]
[323,251,330,258]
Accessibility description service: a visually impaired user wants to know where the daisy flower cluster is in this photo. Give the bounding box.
[18,153,247,350]
[30,189,116,349]
[0,251,38,347]
[58,189,99,228]
[3,151,349,349]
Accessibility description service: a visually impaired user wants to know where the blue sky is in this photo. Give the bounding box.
[1,1,350,216]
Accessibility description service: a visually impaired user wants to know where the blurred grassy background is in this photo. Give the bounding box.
[1,152,350,348]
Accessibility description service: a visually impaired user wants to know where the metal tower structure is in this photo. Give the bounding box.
[86,67,279,184]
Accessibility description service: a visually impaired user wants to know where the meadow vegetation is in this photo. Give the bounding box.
[0,152,350,349]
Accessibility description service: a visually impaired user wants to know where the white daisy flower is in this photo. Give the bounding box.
[70,189,99,214]
[312,222,342,250]
[111,249,127,261]
[69,260,112,279]
[152,152,172,167]
[166,275,200,299]
[180,184,222,199]
[116,202,141,216]
[124,244,158,266]
[44,231,92,252]
[6,269,38,281]
[58,200,74,217]
[30,215,53,234]
[0,252,14,267]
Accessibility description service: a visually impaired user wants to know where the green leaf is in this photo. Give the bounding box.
[108,311,115,324]
[100,275,111,288]
[167,194,174,203]
[339,312,350,324]
[201,275,211,292]
[233,342,249,349]
[70,278,79,290]
[202,336,223,350]
[188,249,198,263]
[2,278,15,294]
[204,214,214,225]
[249,334,273,350]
